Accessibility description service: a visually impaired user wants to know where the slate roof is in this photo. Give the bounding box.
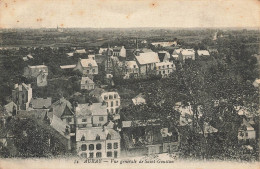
[135,52,160,65]
[30,97,52,109]
[81,77,94,85]
[4,101,17,116]
[75,49,86,54]
[80,59,98,67]
[60,65,76,69]
[76,128,120,141]
[75,103,107,117]
[50,98,73,118]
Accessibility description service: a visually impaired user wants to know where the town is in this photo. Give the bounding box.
[0,27,259,161]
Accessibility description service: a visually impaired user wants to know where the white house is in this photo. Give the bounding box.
[238,118,256,142]
[135,52,160,75]
[81,77,95,90]
[76,128,120,158]
[112,46,126,57]
[125,61,139,78]
[73,58,98,75]
[12,83,32,110]
[24,65,48,87]
[101,92,120,120]
[155,61,175,78]
[173,48,195,61]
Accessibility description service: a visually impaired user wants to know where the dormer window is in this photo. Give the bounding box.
[96,135,100,140]
[109,95,113,99]
[88,63,92,67]
[107,133,111,140]
[114,94,117,98]
[81,135,85,141]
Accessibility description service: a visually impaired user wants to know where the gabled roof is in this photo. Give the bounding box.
[240,118,254,131]
[75,103,107,117]
[14,83,31,91]
[66,53,74,57]
[50,98,73,118]
[80,59,98,67]
[125,61,138,69]
[81,76,94,85]
[60,65,76,69]
[4,101,17,115]
[158,51,170,62]
[135,52,160,65]
[49,114,70,139]
[30,97,52,109]
[75,49,86,54]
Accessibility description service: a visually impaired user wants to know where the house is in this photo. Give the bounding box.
[132,94,146,105]
[173,48,195,62]
[73,58,98,75]
[124,61,139,78]
[4,101,17,117]
[135,52,160,75]
[75,103,108,128]
[76,128,120,158]
[50,98,75,135]
[66,52,74,57]
[23,65,48,87]
[75,49,86,54]
[23,54,34,61]
[155,61,175,78]
[101,92,121,120]
[112,46,126,57]
[29,97,52,109]
[197,50,210,57]
[81,77,95,90]
[12,83,32,110]
[238,118,256,143]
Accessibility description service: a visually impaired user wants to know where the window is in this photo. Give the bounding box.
[116,101,118,106]
[107,134,112,140]
[67,118,72,123]
[107,152,112,157]
[96,143,102,150]
[167,65,169,68]
[111,109,114,114]
[87,70,89,74]
[96,135,100,140]
[89,152,94,158]
[82,124,86,127]
[109,95,113,99]
[81,144,87,151]
[114,94,117,98]
[107,109,109,113]
[134,65,136,68]
[82,119,87,122]
[81,152,87,158]
[115,108,119,114]
[114,151,118,158]
[81,136,85,141]
[159,71,161,74]
[104,96,108,100]
[245,132,248,137]
[92,69,95,73]
[114,143,118,149]
[96,152,102,158]
[89,144,94,150]
[159,66,161,69]
[168,70,170,73]
[111,101,113,107]
[107,143,112,149]
[99,117,104,121]
[163,71,165,74]
[162,66,165,68]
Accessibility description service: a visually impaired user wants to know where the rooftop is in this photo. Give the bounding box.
[30,97,52,109]
[76,128,120,142]
[80,58,98,67]
[135,52,160,65]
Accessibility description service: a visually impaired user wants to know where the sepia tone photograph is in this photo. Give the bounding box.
[0,0,259,169]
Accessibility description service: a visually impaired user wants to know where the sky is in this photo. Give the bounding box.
[0,0,259,28]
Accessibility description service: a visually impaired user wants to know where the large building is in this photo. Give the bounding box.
[135,52,160,75]
[23,65,48,87]
[101,92,121,120]
[76,128,120,158]
[12,83,32,110]
[155,61,176,78]
[81,77,95,90]
[112,46,126,57]
[74,58,98,75]
[124,61,139,78]
[173,48,195,62]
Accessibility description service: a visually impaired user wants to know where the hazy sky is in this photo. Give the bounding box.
[0,0,259,28]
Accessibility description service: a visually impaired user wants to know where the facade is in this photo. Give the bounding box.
[73,58,98,75]
[155,61,175,78]
[101,92,120,120]
[124,61,139,78]
[112,46,126,57]
[135,52,160,75]
[24,65,48,87]
[75,103,108,128]
[173,48,195,62]
[76,128,120,158]
[12,83,32,110]
[238,118,256,141]
[81,77,95,90]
